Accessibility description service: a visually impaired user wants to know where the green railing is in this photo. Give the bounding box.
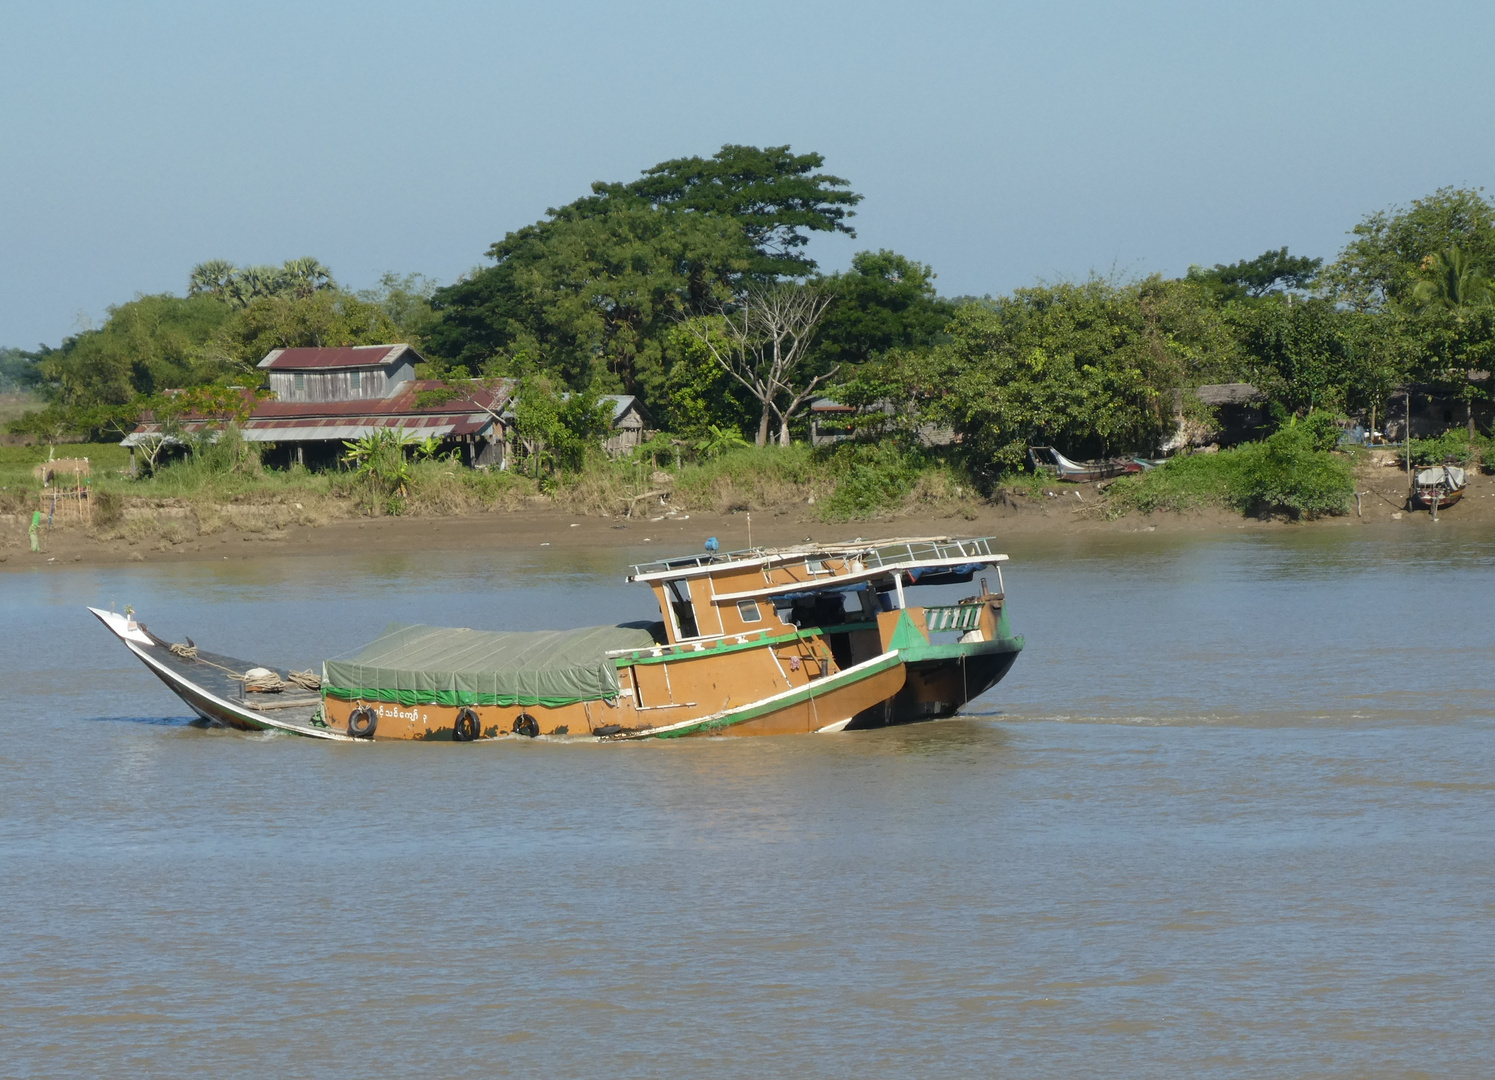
[923,604,983,633]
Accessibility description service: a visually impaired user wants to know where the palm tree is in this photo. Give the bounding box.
[280,257,336,298]
[1411,246,1492,316]
[188,259,237,299]
[226,265,284,308]
[1411,246,1493,437]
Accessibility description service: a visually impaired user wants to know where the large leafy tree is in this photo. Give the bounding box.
[596,144,862,278]
[1186,247,1322,303]
[919,281,1183,473]
[0,347,43,393]
[207,289,403,369]
[427,145,862,401]
[811,250,954,369]
[36,294,235,408]
[510,374,613,475]
[1226,299,1364,415]
[428,204,751,394]
[1320,187,1495,311]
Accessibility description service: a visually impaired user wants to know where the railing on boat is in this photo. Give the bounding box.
[629,536,999,579]
[923,604,984,633]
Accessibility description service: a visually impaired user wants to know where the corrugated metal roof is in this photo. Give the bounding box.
[121,379,514,447]
[123,413,494,447]
[258,345,423,370]
[1195,383,1266,406]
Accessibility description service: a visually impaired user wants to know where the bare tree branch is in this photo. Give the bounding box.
[681,283,834,446]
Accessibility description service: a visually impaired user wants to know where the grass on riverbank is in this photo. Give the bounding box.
[0,421,1414,537]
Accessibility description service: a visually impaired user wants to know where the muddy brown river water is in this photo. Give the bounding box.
[2,525,1492,1078]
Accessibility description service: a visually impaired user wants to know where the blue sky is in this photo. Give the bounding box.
[3,0,1493,348]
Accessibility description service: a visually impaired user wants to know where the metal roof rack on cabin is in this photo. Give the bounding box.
[628,536,1000,581]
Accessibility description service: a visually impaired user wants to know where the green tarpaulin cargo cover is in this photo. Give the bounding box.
[323,622,657,707]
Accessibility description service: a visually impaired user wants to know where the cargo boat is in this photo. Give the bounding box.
[91,536,1023,741]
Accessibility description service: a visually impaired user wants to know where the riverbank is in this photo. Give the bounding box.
[4,455,1489,570]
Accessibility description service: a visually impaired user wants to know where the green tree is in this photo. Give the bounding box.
[1410,246,1493,313]
[0,347,43,393]
[810,250,955,369]
[659,323,755,440]
[426,145,863,407]
[921,281,1180,473]
[36,294,235,408]
[189,257,337,308]
[511,375,612,474]
[428,205,751,393]
[207,289,402,370]
[1227,298,1359,415]
[1186,247,1323,302]
[584,144,862,278]
[357,272,440,341]
[1321,187,1495,310]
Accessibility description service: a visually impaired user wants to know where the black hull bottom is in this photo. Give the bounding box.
[846,643,1021,730]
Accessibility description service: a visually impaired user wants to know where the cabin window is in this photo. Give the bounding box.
[350,370,362,391]
[294,372,305,394]
[736,599,762,623]
[666,579,699,639]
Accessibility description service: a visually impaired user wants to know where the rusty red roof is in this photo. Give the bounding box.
[258,345,424,370]
[245,380,511,418]
[121,379,515,447]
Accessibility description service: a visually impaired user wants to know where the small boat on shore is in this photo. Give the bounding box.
[91,536,1024,742]
[1029,446,1145,483]
[1411,464,1467,511]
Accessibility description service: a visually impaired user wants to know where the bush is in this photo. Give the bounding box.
[817,442,925,521]
[1108,421,1354,520]
[1401,428,1489,469]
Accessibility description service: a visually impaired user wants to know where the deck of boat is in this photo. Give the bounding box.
[114,615,336,737]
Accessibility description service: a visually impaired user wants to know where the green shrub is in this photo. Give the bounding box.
[1108,422,1354,520]
[818,442,924,521]
[1401,428,1488,468]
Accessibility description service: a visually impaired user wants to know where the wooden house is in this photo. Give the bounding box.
[602,395,653,456]
[122,345,514,471]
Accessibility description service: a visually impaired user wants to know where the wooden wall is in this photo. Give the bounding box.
[269,361,414,403]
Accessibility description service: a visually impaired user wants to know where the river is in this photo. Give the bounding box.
[2,525,1492,1078]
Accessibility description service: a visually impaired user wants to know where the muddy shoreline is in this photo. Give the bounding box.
[4,460,1490,570]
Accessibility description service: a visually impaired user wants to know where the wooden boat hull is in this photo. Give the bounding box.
[1030,446,1144,483]
[849,638,1023,727]
[608,650,907,739]
[88,608,347,740]
[1411,486,1464,510]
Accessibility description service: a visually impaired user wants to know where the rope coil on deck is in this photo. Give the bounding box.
[165,641,320,692]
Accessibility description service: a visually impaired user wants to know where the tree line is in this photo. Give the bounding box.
[8,145,1495,483]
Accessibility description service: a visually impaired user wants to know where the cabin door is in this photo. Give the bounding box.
[666,580,698,639]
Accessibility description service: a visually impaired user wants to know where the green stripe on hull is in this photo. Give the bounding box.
[896,635,1025,665]
[323,686,597,708]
